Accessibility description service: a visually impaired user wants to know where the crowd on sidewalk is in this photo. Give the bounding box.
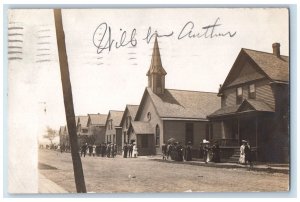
[46,139,253,167]
[79,142,138,158]
[161,139,253,168]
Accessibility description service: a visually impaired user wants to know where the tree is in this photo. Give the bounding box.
[43,126,57,145]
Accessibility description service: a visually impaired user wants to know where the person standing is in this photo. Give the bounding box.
[166,143,171,160]
[88,144,93,156]
[203,140,210,164]
[128,143,133,158]
[177,142,184,161]
[92,144,96,157]
[123,143,128,158]
[113,144,117,158]
[212,142,221,163]
[199,142,204,159]
[81,143,88,157]
[133,143,138,157]
[239,140,247,164]
[111,144,115,158]
[107,143,111,158]
[184,141,192,161]
[161,142,167,160]
[245,141,253,168]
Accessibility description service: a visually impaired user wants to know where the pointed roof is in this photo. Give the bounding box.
[238,99,274,113]
[107,110,124,127]
[88,113,108,126]
[220,47,289,92]
[146,36,167,76]
[135,88,220,120]
[208,99,274,118]
[78,115,89,128]
[130,121,153,134]
[120,105,139,127]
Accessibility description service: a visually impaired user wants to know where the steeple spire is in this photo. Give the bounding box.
[147,35,167,94]
[147,35,167,76]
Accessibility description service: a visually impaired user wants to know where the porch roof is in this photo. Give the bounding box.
[208,99,274,118]
[130,121,154,134]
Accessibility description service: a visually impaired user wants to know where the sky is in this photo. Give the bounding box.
[8,8,289,137]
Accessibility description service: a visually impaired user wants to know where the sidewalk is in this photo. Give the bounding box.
[145,156,289,174]
[38,172,68,193]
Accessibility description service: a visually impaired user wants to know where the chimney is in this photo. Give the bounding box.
[272,43,280,58]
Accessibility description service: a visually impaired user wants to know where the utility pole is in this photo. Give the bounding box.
[53,9,87,193]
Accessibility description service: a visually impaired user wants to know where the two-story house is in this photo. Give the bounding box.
[76,115,89,147]
[87,113,108,145]
[208,43,289,163]
[120,105,139,148]
[128,36,220,156]
[105,110,124,152]
[59,125,68,148]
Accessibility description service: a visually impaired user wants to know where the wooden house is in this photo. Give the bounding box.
[59,125,69,147]
[105,110,124,152]
[87,113,108,144]
[76,115,89,146]
[208,43,289,163]
[120,105,139,148]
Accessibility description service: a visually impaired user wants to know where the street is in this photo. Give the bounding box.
[38,149,289,193]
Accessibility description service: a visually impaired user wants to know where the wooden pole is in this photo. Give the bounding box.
[53,9,87,193]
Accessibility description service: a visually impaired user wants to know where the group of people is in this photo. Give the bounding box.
[199,140,221,163]
[239,140,253,167]
[80,143,118,158]
[161,139,221,163]
[122,143,137,158]
[161,141,193,162]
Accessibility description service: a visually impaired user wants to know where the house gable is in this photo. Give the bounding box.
[226,61,265,88]
[220,50,269,91]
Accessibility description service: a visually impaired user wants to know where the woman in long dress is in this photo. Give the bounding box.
[239,140,246,164]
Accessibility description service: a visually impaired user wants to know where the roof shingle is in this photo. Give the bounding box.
[243,48,289,82]
[131,121,153,134]
[88,114,108,126]
[146,88,221,120]
[109,111,124,127]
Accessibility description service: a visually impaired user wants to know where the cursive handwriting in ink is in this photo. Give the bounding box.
[178,18,236,40]
[143,26,174,44]
[93,22,137,54]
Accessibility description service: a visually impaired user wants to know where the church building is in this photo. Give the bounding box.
[128,37,221,156]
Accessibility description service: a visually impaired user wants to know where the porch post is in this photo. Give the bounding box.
[237,118,240,145]
[255,116,258,161]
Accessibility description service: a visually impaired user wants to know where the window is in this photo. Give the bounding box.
[236,87,243,104]
[126,116,131,129]
[124,132,126,143]
[248,84,256,99]
[155,125,160,146]
[185,123,194,144]
[147,112,151,121]
[113,135,116,144]
[108,119,113,130]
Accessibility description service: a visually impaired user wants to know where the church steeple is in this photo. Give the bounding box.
[147,36,167,94]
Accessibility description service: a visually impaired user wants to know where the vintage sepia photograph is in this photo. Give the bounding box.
[7,7,290,194]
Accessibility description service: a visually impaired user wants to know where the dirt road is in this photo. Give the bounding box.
[39,149,289,193]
